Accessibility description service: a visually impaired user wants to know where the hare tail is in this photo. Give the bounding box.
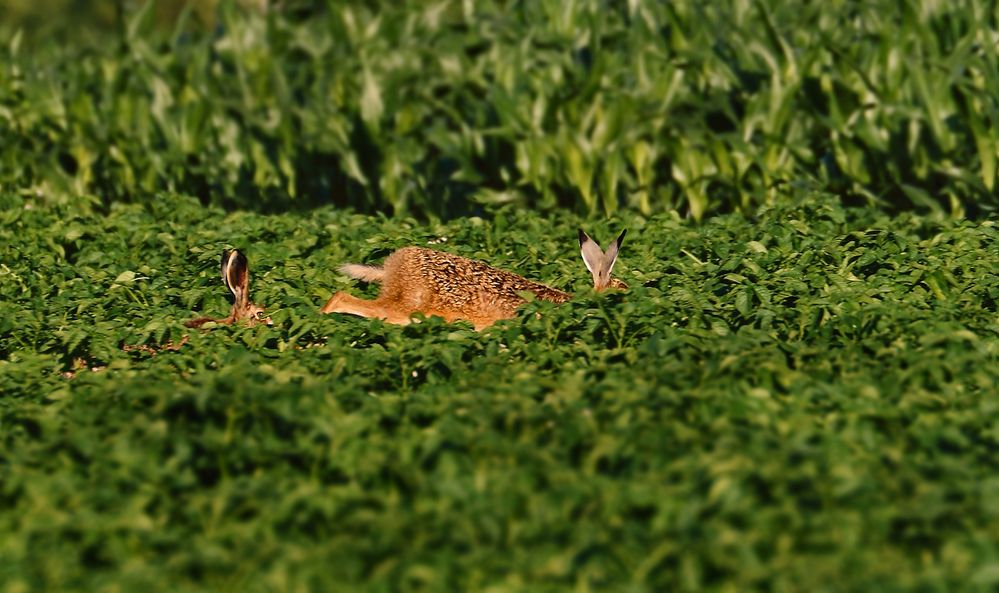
[340,263,386,283]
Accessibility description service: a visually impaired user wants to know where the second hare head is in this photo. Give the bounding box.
[186,249,272,327]
[579,229,628,291]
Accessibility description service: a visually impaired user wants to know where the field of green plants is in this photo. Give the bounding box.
[2,1,999,592]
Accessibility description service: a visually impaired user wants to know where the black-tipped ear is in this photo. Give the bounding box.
[615,229,627,249]
[604,229,625,272]
[579,230,604,276]
[221,249,249,301]
[220,249,234,294]
[231,251,248,288]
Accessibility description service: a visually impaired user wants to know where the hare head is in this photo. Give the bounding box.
[579,229,628,291]
[220,249,272,325]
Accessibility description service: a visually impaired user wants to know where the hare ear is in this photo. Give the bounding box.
[220,250,233,294]
[579,229,604,276]
[221,249,249,307]
[602,229,627,274]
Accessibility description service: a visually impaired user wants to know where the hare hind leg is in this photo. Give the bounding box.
[320,292,414,325]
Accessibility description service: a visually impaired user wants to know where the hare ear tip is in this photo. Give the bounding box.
[578,229,589,243]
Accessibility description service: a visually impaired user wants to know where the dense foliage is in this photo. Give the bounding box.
[2,191,998,591]
[4,2,999,590]
[4,0,999,218]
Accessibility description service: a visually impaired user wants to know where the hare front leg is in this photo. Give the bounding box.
[320,292,413,325]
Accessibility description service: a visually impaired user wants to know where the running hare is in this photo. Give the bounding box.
[186,249,272,328]
[320,229,627,330]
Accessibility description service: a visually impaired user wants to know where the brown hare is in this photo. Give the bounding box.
[320,229,627,330]
[186,249,272,328]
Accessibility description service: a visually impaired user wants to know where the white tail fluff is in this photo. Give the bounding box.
[340,263,386,283]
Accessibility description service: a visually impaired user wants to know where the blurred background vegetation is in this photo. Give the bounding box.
[2,0,998,219]
[0,0,265,41]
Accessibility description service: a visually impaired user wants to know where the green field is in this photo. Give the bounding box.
[3,2,999,592]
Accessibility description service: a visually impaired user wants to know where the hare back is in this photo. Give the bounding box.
[381,247,570,315]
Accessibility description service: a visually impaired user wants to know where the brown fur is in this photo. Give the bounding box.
[321,247,572,330]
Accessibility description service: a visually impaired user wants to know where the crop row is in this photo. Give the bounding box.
[3,0,999,218]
